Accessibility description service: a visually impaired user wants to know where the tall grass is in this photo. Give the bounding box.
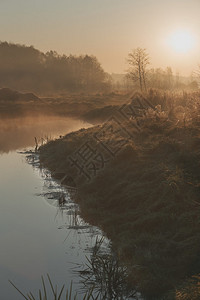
[74,237,137,299]
[9,274,99,300]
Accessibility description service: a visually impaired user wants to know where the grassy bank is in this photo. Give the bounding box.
[0,88,128,122]
[39,91,200,299]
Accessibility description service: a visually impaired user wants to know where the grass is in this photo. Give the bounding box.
[9,274,99,300]
[0,89,129,123]
[39,90,200,299]
[175,275,200,300]
[74,237,137,299]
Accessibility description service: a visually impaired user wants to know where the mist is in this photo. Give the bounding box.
[0,42,111,94]
[0,115,89,153]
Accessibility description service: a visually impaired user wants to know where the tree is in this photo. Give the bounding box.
[148,67,174,90]
[165,67,173,89]
[193,65,200,88]
[0,42,111,93]
[127,48,150,92]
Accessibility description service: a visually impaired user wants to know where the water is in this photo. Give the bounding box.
[0,115,104,300]
[0,115,90,153]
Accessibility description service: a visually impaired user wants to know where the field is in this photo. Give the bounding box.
[0,87,128,121]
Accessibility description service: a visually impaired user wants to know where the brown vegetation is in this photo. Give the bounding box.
[39,90,200,299]
[0,88,129,121]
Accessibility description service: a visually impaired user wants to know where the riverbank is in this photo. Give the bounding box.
[39,91,200,299]
[0,88,128,123]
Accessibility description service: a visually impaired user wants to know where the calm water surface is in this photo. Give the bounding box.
[0,116,104,299]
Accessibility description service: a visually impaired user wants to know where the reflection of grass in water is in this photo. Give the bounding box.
[75,237,137,300]
[9,274,99,300]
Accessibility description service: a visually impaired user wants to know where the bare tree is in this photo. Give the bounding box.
[127,48,150,92]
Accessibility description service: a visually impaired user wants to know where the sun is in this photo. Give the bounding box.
[167,30,196,53]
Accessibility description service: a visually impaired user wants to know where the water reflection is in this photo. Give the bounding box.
[0,115,89,153]
[75,238,138,300]
[0,116,92,300]
[0,115,139,299]
[26,151,139,299]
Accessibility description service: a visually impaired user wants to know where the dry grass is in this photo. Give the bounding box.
[39,90,200,299]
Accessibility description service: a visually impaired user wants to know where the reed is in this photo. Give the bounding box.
[9,274,99,300]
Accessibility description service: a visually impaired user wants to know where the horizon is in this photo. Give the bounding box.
[0,40,198,79]
[0,0,200,76]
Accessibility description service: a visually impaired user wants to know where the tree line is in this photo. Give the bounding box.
[126,47,198,91]
[0,42,111,93]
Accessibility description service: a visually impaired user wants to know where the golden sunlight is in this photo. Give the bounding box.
[167,30,196,53]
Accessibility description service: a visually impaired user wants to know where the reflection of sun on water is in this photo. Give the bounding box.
[166,30,196,53]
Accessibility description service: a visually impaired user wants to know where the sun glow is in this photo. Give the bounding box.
[167,30,196,54]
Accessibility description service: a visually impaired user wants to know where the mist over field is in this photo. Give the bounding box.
[1,1,200,299]
[1,37,200,299]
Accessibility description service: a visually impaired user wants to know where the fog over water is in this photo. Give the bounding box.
[0,115,89,153]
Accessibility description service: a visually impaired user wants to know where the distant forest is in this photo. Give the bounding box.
[0,42,111,94]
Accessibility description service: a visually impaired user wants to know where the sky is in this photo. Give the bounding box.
[0,0,200,75]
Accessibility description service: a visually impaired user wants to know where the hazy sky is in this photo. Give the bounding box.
[0,0,200,75]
